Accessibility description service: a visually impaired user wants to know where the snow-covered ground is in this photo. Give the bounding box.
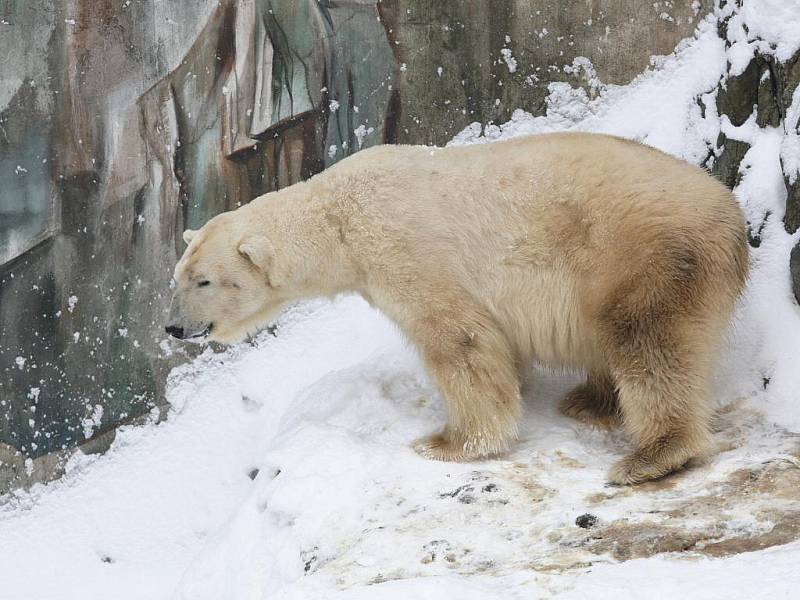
[2,6,800,600]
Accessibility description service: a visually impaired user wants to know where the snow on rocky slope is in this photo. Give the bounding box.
[1,4,800,600]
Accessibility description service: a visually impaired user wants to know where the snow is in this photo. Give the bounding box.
[81,405,104,440]
[500,48,518,74]
[353,125,375,150]
[740,0,800,62]
[783,85,800,185]
[2,4,800,600]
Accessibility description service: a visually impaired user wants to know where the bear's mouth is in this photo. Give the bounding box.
[185,323,213,342]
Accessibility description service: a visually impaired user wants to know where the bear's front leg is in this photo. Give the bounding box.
[408,305,521,462]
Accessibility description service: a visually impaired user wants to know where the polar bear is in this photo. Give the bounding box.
[166,132,748,485]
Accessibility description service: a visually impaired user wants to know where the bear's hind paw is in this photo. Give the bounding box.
[559,384,620,430]
[607,450,688,485]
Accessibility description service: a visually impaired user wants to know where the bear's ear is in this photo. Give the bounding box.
[238,235,285,287]
[183,229,197,245]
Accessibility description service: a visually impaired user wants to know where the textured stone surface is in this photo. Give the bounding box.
[787,182,800,235]
[781,54,800,235]
[712,134,751,191]
[380,0,713,146]
[756,58,782,128]
[717,57,760,127]
[792,244,800,306]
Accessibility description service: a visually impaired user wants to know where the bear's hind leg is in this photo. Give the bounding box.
[410,305,521,462]
[559,369,620,429]
[604,324,715,485]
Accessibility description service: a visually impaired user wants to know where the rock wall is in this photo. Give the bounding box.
[707,1,800,301]
[0,0,720,491]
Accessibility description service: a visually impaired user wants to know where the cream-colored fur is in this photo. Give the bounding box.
[167,132,749,485]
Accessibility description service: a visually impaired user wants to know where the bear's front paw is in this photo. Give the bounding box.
[413,429,512,462]
[414,433,472,462]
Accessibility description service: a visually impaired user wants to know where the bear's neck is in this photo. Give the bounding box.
[252,182,363,301]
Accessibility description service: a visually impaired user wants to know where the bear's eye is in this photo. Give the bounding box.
[198,280,211,287]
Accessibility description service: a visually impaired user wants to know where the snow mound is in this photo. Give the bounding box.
[177,323,800,599]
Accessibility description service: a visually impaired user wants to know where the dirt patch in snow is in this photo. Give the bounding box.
[575,459,800,562]
[535,404,800,570]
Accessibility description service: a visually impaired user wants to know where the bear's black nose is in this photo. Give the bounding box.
[165,325,184,339]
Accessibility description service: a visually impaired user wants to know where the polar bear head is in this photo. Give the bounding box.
[165,213,286,345]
